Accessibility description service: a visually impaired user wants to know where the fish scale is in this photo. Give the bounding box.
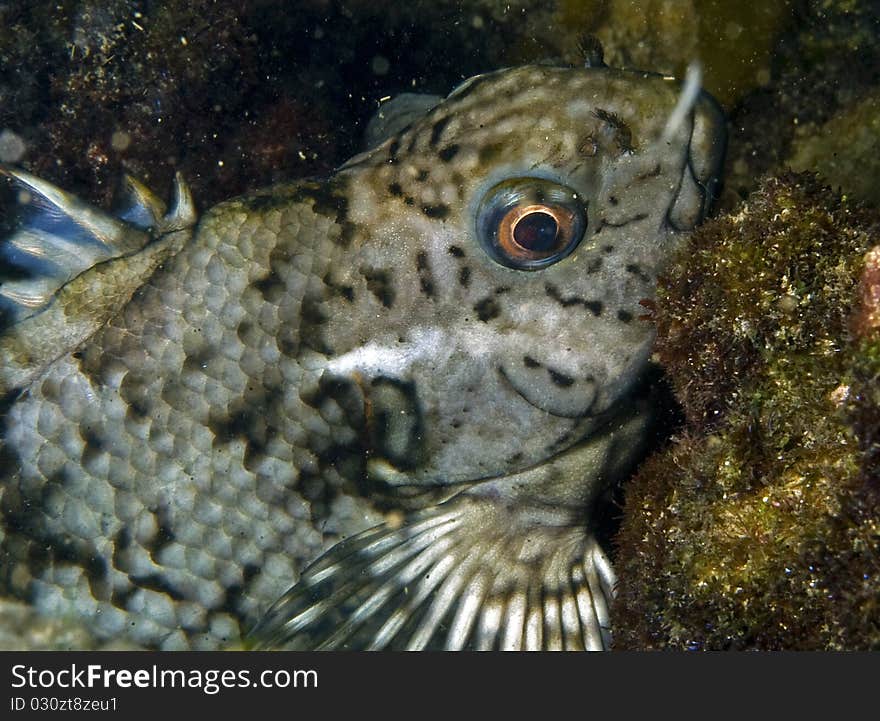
[0,64,725,649]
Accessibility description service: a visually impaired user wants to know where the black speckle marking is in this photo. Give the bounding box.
[458,266,471,288]
[494,286,511,295]
[252,268,285,303]
[617,309,634,323]
[474,297,501,322]
[609,195,619,206]
[388,139,401,159]
[388,182,404,197]
[323,272,355,302]
[120,372,153,419]
[76,345,119,389]
[548,368,575,387]
[523,355,541,369]
[587,257,603,273]
[361,267,396,308]
[182,346,212,374]
[421,204,450,220]
[403,196,415,206]
[417,169,430,182]
[276,324,298,357]
[430,116,451,147]
[478,141,505,167]
[545,283,603,316]
[602,245,615,253]
[438,144,460,162]
[299,295,332,355]
[447,245,465,258]
[594,214,649,235]
[625,263,652,284]
[416,251,435,298]
[131,573,186,602]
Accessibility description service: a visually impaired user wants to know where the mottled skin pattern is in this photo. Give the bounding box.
[0,66,725,649]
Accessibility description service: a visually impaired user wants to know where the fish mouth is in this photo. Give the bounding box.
[497,364,599,419]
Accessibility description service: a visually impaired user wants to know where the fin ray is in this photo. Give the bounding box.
[248,494,618,651]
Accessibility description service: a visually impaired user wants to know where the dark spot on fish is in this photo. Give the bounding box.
[237,320,254,344]
[438,144,460,162]
[208,405,261,448]
[421,204,449,220]
[142,510,177,565]
[474,297,500,322]
[448,245,465,257]
[404,196,415,206]
[367,377,423,470]
[323,272,355,302]
[388,182,404,197]
[131,573,185,602]
[217,563,261,620]
[458,266,471,287]
[388,139,401,159]
[545,283,603,316]
[416,251,435,298]
[636,164,662,180]
[609,195,619,206]
[417,169,430,182]
[523,355,541,369]
[594,214,649,235]
[603,245,615,253]
[361,267,396,308]
[76,344,119,389]
[587,257,603,273]
[80,427,108,469]
[39,377,59,403]
[299,295,333,355]
[548,368,575,387]
[494,286,510,295]
[478,142,505,167]
[251,268,285,303]
[625,263,652,283]
[276,324,298,357]
[182,346,212,374]
[617,309,634,323]
[119,371,153,419]
[430,115,451,147]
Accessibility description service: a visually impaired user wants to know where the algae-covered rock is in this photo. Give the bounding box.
[789,91,880,208]
[613,173,880,650]
[723,0,880,209]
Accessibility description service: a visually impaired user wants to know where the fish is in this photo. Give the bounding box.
[0,62,725,650]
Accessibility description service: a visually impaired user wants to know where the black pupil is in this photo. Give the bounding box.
[513,211,559,253]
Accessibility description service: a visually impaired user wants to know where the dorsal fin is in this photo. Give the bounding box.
[0,167,151,326]
[0,166,197,395]
[364,93,443,149]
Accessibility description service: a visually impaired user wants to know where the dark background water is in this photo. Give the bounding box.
[1,1,878,213]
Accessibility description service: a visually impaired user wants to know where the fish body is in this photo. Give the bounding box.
[0,64,725,650]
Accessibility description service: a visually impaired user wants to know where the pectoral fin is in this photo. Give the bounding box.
[247,494,615,651]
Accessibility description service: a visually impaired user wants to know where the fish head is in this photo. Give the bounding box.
[322,64,726,495]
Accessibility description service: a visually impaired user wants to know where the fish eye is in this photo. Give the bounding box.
[476,178,587,270]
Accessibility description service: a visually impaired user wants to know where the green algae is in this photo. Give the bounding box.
[614,173,880,650]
